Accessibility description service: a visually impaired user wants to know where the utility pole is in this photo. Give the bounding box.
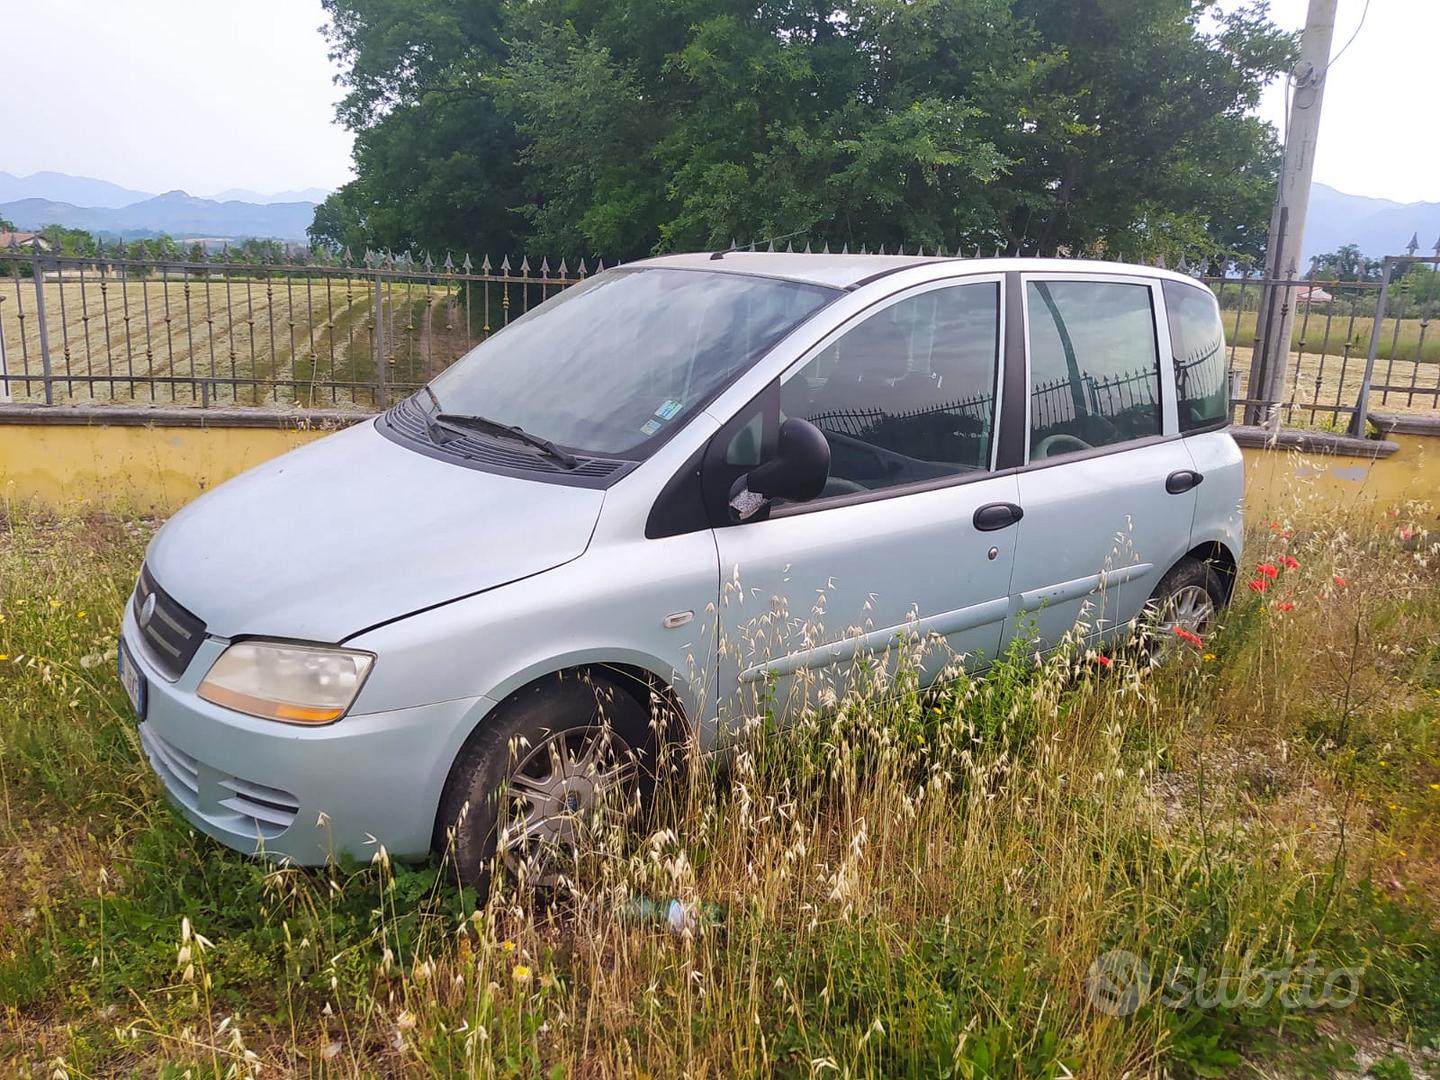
[1246,0,1338,426]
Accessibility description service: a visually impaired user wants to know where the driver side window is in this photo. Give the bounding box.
[778,282,1000,499]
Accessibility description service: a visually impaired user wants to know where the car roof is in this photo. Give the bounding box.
[630,251,1201,291]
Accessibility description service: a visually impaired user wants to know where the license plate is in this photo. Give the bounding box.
[118,638,148,720]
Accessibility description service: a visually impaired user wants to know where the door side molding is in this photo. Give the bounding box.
[737,596,1011,684]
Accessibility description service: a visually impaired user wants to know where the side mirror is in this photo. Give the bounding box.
[728,417,831,521]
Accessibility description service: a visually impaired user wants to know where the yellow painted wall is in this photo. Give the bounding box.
[1240,432,1436,521]
[0,416,1435,520]
[0,420,335,515]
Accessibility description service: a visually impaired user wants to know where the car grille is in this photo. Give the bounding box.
[384,394,629,478]
[139,724,300,841]
[133,565,206,681]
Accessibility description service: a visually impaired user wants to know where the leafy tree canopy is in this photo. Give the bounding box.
[314,0,1294,265]
[1309,243,1382,283]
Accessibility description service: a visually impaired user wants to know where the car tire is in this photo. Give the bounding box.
[434,671,657,897]
[1143,556,1227,646]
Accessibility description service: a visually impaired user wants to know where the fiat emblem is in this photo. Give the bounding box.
[139,592,158,628]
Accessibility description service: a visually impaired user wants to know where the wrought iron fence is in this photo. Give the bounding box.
[0,248,594,409]
[807,392,994,439]
[1201,245,1440,431]
[2,242,1438,435]
[1031,366,1160,434]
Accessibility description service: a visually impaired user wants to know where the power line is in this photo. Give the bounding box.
[1324,0,1371,74]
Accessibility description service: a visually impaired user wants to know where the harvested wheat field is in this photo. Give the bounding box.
[0,274,483,408]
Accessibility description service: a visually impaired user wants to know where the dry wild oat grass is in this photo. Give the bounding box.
[0,496,1438,1077]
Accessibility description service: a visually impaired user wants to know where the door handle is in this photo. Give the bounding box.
[1165,469,1204,495]
[973,502,1024,531]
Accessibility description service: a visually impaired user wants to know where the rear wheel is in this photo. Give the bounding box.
[1143,557,1226,650]
[435,672,656,896]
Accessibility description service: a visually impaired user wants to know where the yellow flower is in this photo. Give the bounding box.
[1430,783,1440,792]
[1203,653,1216,662]
[77,611,87,619]
[512,964,531,983]
[49,599,61,609]
[0,654,8,662]
[500,939,516,954]
[1379,760,1388,767]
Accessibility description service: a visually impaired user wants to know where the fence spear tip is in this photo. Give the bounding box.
[1406,233,1420,256]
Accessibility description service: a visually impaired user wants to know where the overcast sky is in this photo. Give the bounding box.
[2,0,1435,204]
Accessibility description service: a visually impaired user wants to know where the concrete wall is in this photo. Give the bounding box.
[0,404,1435,520]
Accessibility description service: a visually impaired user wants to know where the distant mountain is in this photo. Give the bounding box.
[0,171,154,209]
[1303,183,1440,263]
[207,187,331,205]
[1,191,317,241]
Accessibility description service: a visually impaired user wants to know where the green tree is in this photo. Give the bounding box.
[1309,243,1382,282]
[315,0,1294,264]
[37,225,99,257]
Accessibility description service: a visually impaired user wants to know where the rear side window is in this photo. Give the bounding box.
[1163,280,1229,432]
[1025,280,1161,461]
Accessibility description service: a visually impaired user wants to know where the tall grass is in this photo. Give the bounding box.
[1,501,1438,1077]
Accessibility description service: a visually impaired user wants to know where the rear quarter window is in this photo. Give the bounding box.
[1163,280,1229,432]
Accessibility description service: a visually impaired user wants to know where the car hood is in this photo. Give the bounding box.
[144,420,605,642]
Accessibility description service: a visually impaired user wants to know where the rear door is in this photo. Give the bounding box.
[1005,273,1200,651]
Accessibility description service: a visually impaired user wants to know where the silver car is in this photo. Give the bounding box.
[117,253,1242,886]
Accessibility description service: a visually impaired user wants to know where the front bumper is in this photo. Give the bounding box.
[121,603,495,865]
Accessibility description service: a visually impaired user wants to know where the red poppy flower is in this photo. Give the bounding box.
[1257,563,1279,579]
[1400,526,1416,541]
[1096,655,1112,668]
[1248,578,1270,593]
[1269,521,1280,530]
[1274,601,1295,612]
[1279,556,1300,570]
[1334,575,1347,587]
[1171,625,1204,648]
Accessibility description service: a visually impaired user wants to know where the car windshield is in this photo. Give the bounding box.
[427,267,836,457]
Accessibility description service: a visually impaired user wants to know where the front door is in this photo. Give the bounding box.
[1006,274,1200,651]
[710,276,1021,731]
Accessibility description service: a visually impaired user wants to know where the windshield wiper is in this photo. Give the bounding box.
[421,387,461,445]
[424,388,579,470]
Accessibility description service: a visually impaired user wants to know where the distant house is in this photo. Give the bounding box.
[0,231,52,252]
[1296,284,1334,304]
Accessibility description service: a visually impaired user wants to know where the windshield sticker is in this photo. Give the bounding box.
[640,418,663,436]
[654,399,683,421]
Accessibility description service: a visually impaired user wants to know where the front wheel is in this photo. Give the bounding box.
[435,673,656,895]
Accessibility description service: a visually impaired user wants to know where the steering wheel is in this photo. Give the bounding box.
[1036,432,1093,459]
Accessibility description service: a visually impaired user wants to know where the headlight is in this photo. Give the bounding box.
[197,641,374,724]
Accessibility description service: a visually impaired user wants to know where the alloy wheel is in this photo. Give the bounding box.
[498,724,640,886]
[1159,583,1216,638]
